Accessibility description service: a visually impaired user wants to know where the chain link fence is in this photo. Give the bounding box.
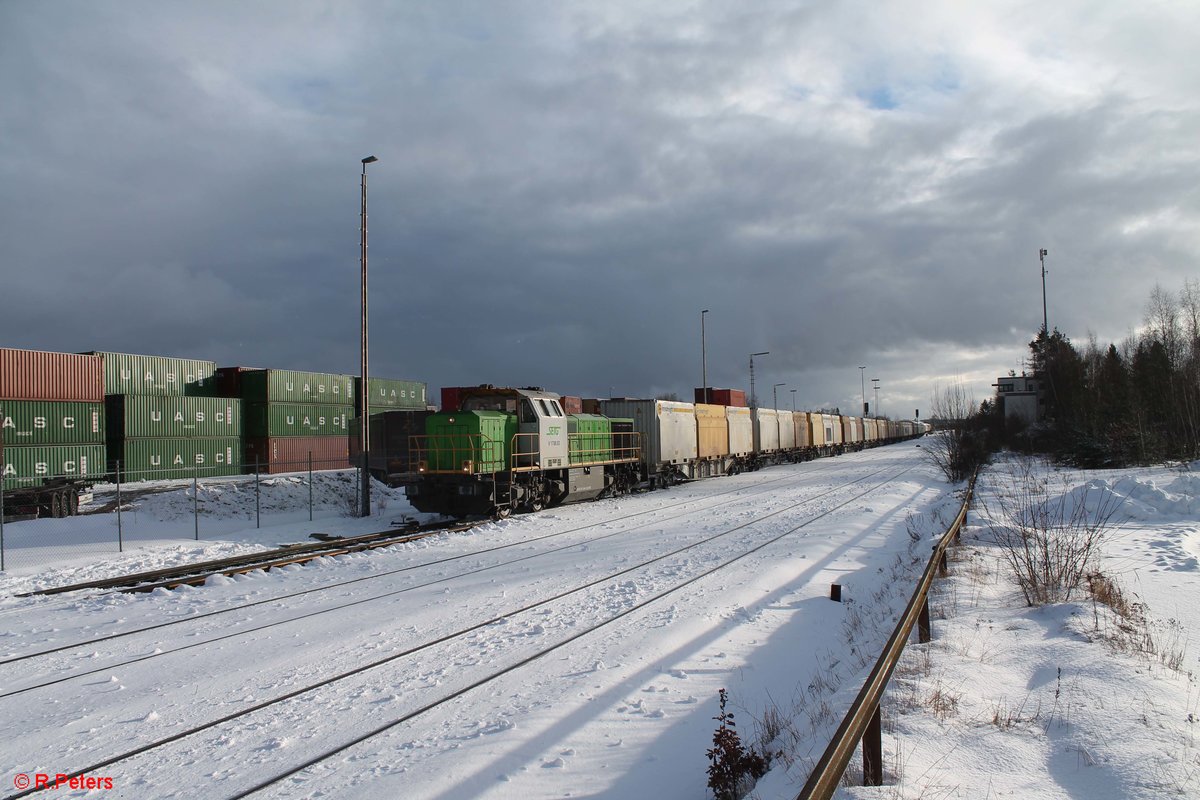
[1,455,403,572]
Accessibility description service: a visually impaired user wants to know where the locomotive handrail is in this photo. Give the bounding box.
[795,472,976,799]
[408,432,500,475]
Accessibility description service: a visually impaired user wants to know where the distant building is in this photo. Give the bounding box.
[994,374,1043,427]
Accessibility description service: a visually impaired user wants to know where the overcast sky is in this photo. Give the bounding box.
[2,1,1196,417]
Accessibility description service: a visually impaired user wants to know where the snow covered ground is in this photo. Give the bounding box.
[841,456,1200,800]
[1,446,1196,799]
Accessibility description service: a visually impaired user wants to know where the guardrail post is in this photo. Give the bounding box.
[862,703,883,786]
[918,597,932,644]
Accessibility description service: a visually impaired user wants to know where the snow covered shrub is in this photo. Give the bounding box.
[924,381,995,483]
[707,689,768,800]
[987,458,1120,606]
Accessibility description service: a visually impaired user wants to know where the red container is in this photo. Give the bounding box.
[694,388,747,407]
[561,396,583,415]
[244,436,351,474]
[582,399,603,414]
[1,348,104,402]
[439,386,485,412]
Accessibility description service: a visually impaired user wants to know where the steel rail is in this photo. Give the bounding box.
[795,472,976,799]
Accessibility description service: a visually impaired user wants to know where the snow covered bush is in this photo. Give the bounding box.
[987,458,1120,606]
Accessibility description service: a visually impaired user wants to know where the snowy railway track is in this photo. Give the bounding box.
[0,464,831,675]
[2,461,917,799]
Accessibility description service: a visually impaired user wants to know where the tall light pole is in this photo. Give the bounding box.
[359,155,378,518]
[1039,248,1049,335]
[773,382,786,410]
[790,388,797,412]
[749,351,769,408]
[859,366,867,415]
[701,309,710,404]
[871,378,880,418]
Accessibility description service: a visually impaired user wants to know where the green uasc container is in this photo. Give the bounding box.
[239,369,355,405]
[2,444,107,489]
[424,410,515,473]
[568,414,612,464]
[114,437,242,481]
[106,396,241,439]
[245,403,351,437]
[355,377,427,411]
[0,401,105,446]
[85,352,218,396]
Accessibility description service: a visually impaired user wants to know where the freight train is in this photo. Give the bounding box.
[404,385,928,518]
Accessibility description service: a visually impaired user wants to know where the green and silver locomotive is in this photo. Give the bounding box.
[405,386,641,517]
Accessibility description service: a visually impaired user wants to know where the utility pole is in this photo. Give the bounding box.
[701,309,709,404]
[773,382,786,410]
[1039,248,1049,335]
[749,351,769,408]
[859,366,867,415]
[790,388,797,412]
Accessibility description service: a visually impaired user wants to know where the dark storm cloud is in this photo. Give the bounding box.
[2,1,1196,416]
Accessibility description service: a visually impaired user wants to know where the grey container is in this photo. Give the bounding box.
[598,399,697,467]
[106,395,241,440]
[85,352,217,397]
[0,401,105,446]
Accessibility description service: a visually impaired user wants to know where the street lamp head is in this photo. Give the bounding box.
[362,155,379,164]
[752,351,769,357]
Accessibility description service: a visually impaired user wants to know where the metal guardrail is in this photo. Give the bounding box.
[795,473,977,799]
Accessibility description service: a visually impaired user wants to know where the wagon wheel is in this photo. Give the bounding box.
[68,490,80,516]
[50,492,64,518]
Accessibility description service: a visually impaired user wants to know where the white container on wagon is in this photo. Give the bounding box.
[752,408,781,453]
[809,412,827,450]
[822,413,843,446]
[727,406,753,456]
[599,399,698,468]
[778,411,796,450]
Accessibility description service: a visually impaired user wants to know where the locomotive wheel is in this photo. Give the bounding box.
[530,498,545,512]
[493,504,512,520]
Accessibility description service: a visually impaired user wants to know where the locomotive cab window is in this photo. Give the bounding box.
[549,400,564,416]
[520,400,539,423]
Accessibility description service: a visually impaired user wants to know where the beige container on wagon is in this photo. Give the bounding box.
[695,403,730,459]
[842,415,862,445]
[793,411,812,448]
[808,412,827,448]
[822,413,843,445]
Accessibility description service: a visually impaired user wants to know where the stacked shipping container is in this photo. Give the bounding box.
[95,352,242,480]
[1,349,107,490]
[225,368,355,474]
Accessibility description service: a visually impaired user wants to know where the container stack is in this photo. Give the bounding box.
[223,368,355,474]
[88,352,241,481]
[1,349,107,490]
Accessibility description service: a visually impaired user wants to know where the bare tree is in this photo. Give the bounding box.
[923,380,989,482]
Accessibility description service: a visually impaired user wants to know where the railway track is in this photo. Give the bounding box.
[3,461,917,799]
[17,519,476,597]
[0,465,821,672]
